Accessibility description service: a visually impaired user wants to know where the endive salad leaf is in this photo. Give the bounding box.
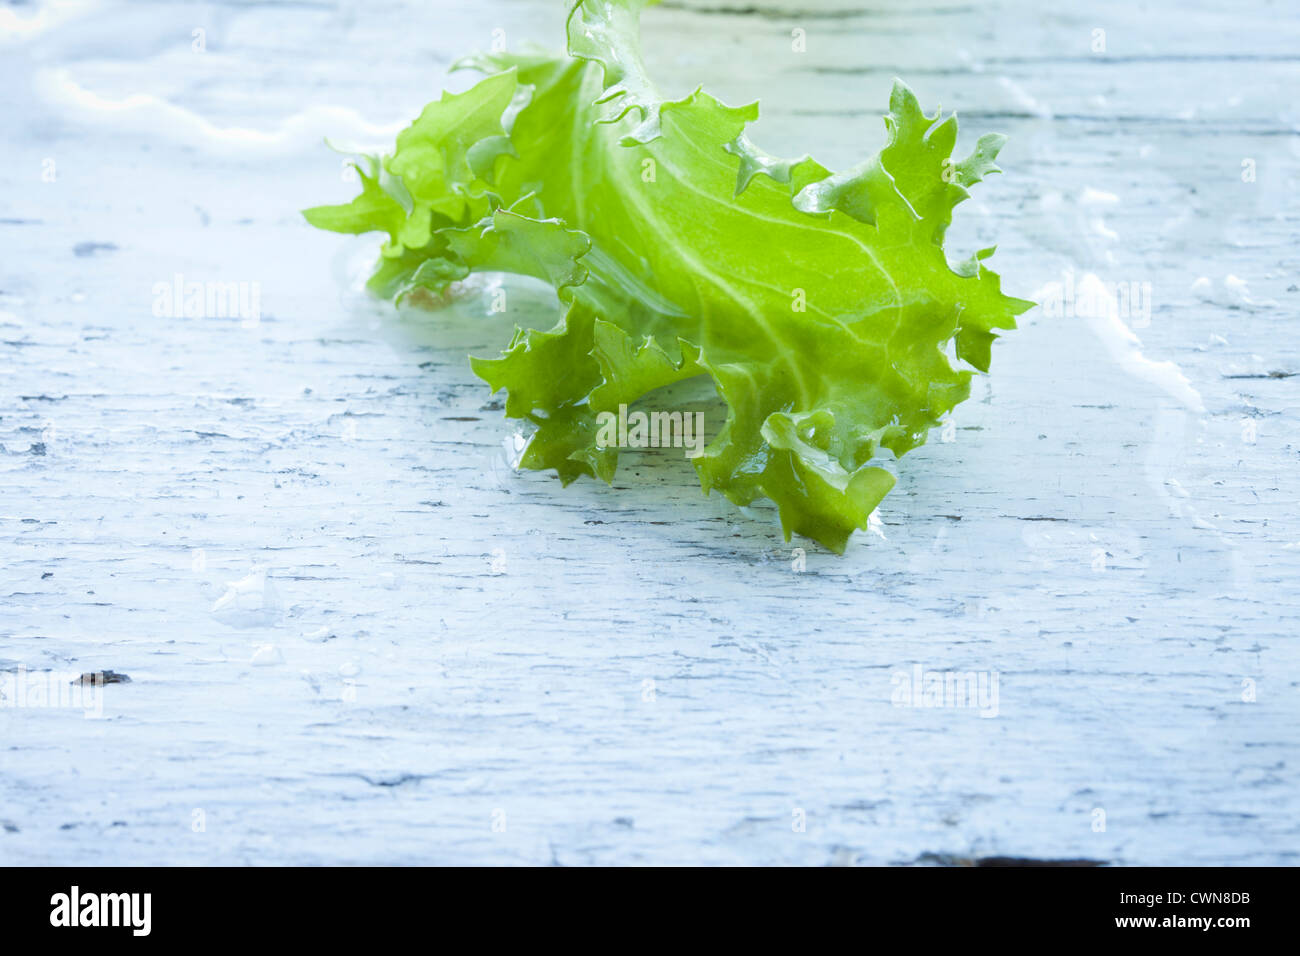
[304,0,1032,553]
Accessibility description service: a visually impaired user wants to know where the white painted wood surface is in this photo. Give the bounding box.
[2,0,1298,865]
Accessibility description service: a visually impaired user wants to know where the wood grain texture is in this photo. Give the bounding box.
[1,0,1297,865]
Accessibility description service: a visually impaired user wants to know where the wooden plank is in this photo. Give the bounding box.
[0,0,1296,865]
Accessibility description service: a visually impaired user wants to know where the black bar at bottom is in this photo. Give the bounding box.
[0,864,1277,942]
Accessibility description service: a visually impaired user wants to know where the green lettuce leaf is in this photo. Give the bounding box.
[304,0,1033,553]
